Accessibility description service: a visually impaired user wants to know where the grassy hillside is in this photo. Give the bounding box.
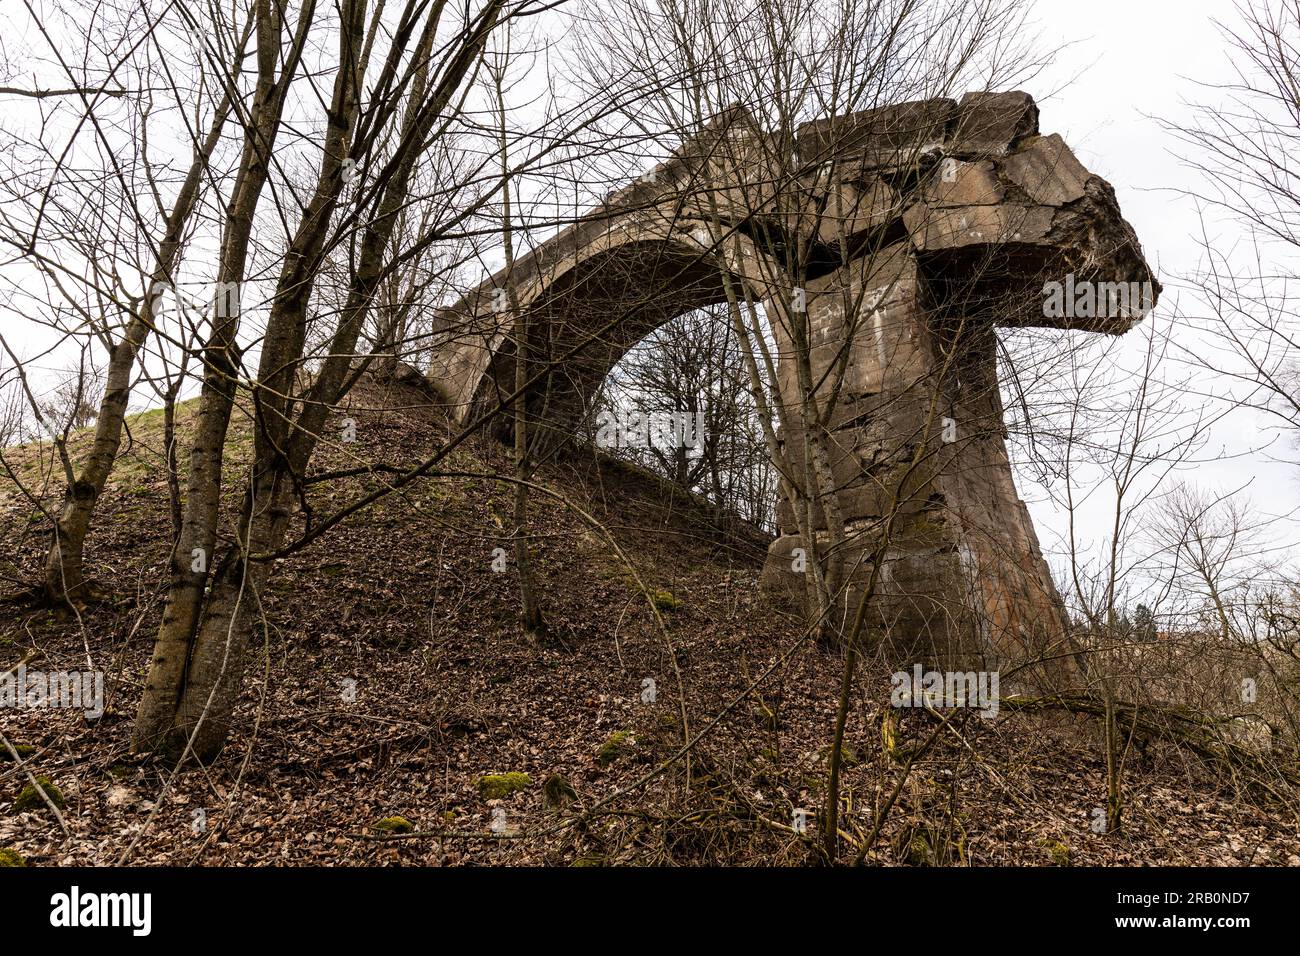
[1,373,1296,866]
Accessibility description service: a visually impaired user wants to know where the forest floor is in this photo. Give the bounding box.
[1,371,1297,866]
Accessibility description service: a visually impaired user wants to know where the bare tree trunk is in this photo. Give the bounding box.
[162,378,185,540]
[133,0,315,751]
[512,316,545,633]
[490,29,544,633]
[43,83,237,605]
[140,0,506,759]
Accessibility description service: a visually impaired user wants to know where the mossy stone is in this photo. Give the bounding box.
[648,589,680,612]
[542,773,577,809]
[1039,838,1071,866]
[478,773,531,800]
[372,816,415,834]
[13,776,64,813]
[595,732,634,768]
[1,744,35,762]
[0,848,25,867]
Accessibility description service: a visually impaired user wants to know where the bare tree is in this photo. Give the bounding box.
[0,1,251,604]
[599,304,776,528]
[1167,0,1300,450]
[131,0,571,759]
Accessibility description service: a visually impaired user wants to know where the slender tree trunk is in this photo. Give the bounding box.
[162,380,184,540]
[43,87,236,605]
[133,0,313,751]
[491,32,543,633]
[143,1,505,759]
[512,321,544,633]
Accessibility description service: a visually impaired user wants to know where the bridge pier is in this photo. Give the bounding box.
[427,92,1159,682]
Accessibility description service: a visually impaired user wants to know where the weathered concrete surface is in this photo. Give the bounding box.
[426,107,785,436]
[427,91,1160,679]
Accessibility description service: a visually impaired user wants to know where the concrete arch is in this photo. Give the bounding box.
[429,209,784,432]
[427,92,1160,680]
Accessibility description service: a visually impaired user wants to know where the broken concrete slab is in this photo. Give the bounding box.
[922,159,1005,207]
[1001,133,1091,206]
[904,202,1058,251]
[947,90,1039,157]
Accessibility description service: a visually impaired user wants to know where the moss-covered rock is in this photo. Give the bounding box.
[1040,838,1071,866]
[1,744,35,762]
[648,589,680,612]
[478,772,531,800]
[904,832,933,866]
[542,773,577,809]
[13,776,64,813]
[595,731,634,768]
[372,816,415,834]
[0,847,25,867]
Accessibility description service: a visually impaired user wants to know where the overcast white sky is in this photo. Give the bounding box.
[1000,0,1300,593]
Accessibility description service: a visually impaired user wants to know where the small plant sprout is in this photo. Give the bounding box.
[491,547,508,572]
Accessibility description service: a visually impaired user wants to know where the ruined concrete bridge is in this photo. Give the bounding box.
[427,91,1159,676]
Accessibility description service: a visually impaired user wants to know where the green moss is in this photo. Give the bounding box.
[1039,838,1071,866]
[542,773,577,809]
[1,744,35,762]
[648,589,680,612]
[595,732,634,768]
[13,776,65,813]
[478,772,531,800]
[372,816,415,834]
[0,848,25,867]
[570,854,604,867]
[904,833,932,866]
